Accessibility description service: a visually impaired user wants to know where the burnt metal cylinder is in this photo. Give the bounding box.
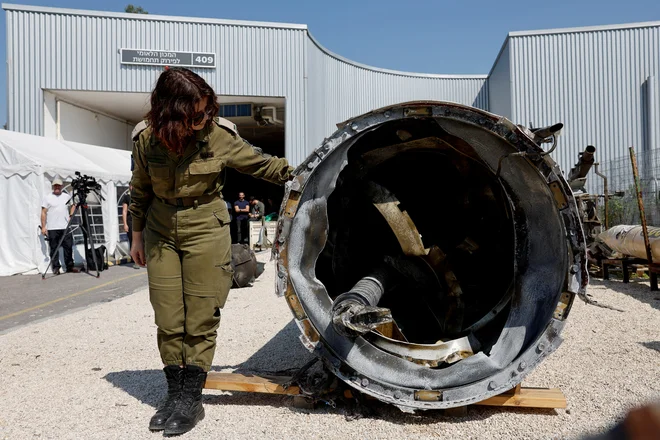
[568,145,597,182]
[274,101,588,411]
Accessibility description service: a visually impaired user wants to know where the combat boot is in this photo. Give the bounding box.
[163,365,207,435]
[149,366,184,431]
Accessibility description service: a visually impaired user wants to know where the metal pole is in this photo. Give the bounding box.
[629,146,658,290]
[647,76,657,172]
[594,163,609,230]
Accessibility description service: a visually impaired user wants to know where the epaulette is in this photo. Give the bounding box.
[213,117,239,136]
[131,120,149,141]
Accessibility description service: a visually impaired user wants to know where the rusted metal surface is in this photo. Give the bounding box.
[553,292,573,320]
[629,147,654,265]
[568,145,596,190]
[365,333,474,367]
[414,390,443,402]
[284,284,306,320]
[549,181,568,210]
[373,320,408,342]
[283,192,301,219]
[368,181,427,257]
[628,146,658,290]
[298,318,320,344]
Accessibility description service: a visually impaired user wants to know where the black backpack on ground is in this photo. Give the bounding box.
[230,244,258,288]
[86,245,108,271]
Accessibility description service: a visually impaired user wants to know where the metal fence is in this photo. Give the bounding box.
[585,147,660,228]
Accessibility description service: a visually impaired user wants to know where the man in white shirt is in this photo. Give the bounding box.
[41,177,78,275]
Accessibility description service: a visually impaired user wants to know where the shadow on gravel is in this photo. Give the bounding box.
[104,320,314,409]
[103,320,559,421]
[588,278,660,311]
[281,396,557,424]
[104,369,165,407]
[211,320,315,375]
[337,401,558,425]
[641,341,660,353]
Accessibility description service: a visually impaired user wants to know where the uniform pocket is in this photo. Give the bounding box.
[216,263,234,308]
[188,158,224,195]
[149,163,170,178]
[189,158,223,175]
[213,208,231,226]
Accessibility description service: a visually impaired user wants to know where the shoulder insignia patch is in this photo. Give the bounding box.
[214,117,239,136]
[131,120,149,141]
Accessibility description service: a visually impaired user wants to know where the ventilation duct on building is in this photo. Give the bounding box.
[257,106,284,126]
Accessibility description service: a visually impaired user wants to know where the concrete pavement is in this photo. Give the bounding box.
[0,264,148,334]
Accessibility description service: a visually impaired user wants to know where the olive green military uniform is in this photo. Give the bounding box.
[130,118,292,371]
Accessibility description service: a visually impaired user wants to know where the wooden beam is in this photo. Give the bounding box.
[204,372,300,395]
[474,386,566,409]
[204,373,567,410]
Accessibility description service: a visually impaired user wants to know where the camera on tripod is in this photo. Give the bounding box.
[41,171,107,279]
[71,171,102,198]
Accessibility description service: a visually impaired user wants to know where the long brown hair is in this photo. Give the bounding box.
[146,68,219,155]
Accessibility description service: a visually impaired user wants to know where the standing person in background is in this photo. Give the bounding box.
[120,185,140,269]
[233,192,250,244]
[249,196,265,222]
[41,177,78,275]
[129,67,293,435]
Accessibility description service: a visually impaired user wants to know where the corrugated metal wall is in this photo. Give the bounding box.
[488,40,512,119]
[306,37,489,150]
[5,6,309,164]
[509,25,660,174]
[8,5,659,173]
[5,5,489,166]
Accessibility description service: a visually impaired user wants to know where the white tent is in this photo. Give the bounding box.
[0,129,132,276]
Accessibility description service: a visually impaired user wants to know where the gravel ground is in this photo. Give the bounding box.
[1,253,658,440]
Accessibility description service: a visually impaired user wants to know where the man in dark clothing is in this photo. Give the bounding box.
[234,192,250,244]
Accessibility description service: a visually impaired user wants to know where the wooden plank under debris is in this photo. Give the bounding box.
[474,385,566,409]
[204,372,300,395]
[204,373,567,410]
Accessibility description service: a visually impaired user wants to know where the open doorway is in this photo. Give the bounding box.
[218,98,286,243]
[43,91,287,245]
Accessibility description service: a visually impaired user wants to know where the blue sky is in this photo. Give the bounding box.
[1,0,660,125]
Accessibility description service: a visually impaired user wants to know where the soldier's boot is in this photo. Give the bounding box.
[148,366,184,431]
[163,366,207,435]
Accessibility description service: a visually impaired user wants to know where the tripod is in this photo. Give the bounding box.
[42,185,104,279]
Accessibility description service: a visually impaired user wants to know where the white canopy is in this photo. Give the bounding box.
[0,129,132,276]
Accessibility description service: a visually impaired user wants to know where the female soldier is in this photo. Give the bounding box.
[129,67,293,435]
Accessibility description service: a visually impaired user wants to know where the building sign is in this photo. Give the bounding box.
[120,49,216,68]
